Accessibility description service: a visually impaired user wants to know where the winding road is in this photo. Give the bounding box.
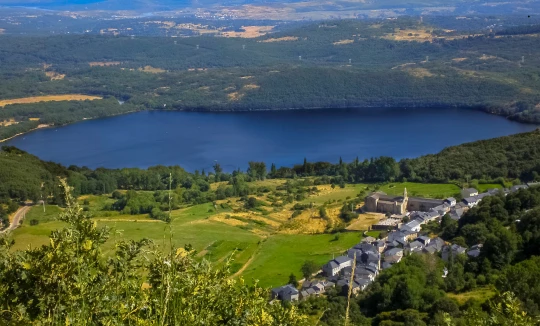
[1,205,31,234]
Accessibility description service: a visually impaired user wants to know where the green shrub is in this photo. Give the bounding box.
[0,180,309,325]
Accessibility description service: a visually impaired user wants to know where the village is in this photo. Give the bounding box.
[270,181,540,302]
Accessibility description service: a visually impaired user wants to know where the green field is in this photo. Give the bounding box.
[379,182,461,199]
[23,205,63,224]
[11,198,360,287]
[301,182,459,206]
[447,287,496,305]
[241,232,362,288]
[301,184,366,204]
[10,181,470,287]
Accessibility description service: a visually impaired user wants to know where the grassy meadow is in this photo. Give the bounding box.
[10,180,459,288]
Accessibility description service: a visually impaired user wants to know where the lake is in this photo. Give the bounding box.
[5,108,538,171]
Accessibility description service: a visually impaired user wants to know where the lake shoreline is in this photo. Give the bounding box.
[5,107,537,171]
[1,103,533,143]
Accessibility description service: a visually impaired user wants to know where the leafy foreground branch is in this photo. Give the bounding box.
[0,180,309,325]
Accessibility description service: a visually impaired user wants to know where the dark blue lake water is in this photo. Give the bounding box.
[5,108,538,171]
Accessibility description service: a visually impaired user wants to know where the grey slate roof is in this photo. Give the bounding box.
[334,256,352,265]
[463,197,480,205]
[409,240,424,249]
[423,246,437,254]
[426,237,445,252]
[511,185,529,192]
[353,243,378,253]
[385,248,403,256]
[462,188,478,196]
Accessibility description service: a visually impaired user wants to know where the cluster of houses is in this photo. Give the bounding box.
[270,183,539,302]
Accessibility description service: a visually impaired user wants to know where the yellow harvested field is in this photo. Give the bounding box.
[138,66,166,74]
[406,68,435,78]
[45,71,65,80]
[0,95,103,107]
[347,213,385,231]
[211,214,248,227]
[480,54,497,60]
[89,61,121,67]
[29,118,40,121]
[242,84,260,90]
[0,119,18,127]
[228,92,244,101]
[333,39,354,45]
[259,36,298,43]
[383,29,433,42]
[220,25,274,38]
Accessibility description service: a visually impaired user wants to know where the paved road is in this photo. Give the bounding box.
[1,205,31,234]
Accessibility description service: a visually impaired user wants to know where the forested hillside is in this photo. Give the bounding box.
[1,17,540,140]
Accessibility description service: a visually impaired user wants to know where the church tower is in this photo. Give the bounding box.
[402,188,409,214]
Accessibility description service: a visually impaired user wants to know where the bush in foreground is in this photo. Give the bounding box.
[0,180,309,326]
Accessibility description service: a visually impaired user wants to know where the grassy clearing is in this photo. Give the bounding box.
[365,231,381,238]
[24,205,63,224]
[220,25,275,38]
[0,95,103,107]
[447,287,496,305]
[476,183,503,192]
[379,182,461,199]
[241,232,362,288]
[301,184,365,204]
[138,66,166,74]
[11,221,66,251]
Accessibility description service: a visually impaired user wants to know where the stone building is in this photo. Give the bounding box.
[365,188,444,214]
[364,189,408,215]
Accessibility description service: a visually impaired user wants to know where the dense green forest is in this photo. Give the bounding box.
[1,17,540,140]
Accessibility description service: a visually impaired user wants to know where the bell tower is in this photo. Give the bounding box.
[402,188,409,214]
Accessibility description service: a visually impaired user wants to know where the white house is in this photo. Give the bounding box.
[323,256,352,276]
[461,188,478,198]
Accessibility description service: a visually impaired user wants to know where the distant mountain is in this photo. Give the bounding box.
[0,0,461,11]
[1,0,539,18]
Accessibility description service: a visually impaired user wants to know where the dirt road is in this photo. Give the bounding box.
[1,205,31,233]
